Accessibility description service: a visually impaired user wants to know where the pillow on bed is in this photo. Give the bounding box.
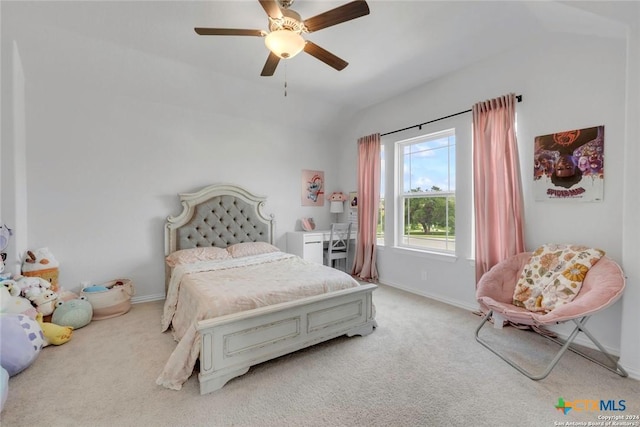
[165,247,232,267]
[226,242,280,258]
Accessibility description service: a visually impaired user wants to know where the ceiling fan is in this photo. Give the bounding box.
[194,0,370,76]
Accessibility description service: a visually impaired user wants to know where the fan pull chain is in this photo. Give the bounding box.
[284,62,288,97]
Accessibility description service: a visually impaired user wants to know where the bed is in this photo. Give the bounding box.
[156,183,377,394]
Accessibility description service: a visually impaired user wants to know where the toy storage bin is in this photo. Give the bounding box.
[81,279,134,320]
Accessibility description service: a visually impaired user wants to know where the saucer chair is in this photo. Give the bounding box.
[475,251,628,380]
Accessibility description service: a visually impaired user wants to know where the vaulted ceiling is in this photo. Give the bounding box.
[2,1,627,132]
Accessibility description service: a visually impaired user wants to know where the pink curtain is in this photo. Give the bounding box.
[351,133,380,282]
[473,93,525,284]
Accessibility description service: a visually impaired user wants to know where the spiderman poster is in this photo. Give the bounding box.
[533,125,604,202]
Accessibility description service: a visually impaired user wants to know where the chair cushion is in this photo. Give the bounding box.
[512,244,604,313]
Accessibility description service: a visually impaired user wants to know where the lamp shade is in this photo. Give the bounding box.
[330,201,344,214]
[264,30,305,59]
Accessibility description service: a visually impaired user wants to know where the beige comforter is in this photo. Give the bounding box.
[156,252,360,390]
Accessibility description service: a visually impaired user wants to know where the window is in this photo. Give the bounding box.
[397,129,456,253]
[377,144,385,245]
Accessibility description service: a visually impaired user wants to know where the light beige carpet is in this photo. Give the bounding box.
[2,284,638,427]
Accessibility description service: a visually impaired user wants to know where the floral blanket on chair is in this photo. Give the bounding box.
[513,244,605,313]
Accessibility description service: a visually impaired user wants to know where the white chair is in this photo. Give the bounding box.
[324,223,352,272]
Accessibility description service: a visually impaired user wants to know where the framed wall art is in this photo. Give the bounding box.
[348,191,358,209]
[301,169,324,206]
[533,125,604,202]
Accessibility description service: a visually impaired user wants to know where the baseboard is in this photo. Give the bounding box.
[618,365,640,380]
[377,279,478,312]
[555,329,619,356]
[131,293,165,304]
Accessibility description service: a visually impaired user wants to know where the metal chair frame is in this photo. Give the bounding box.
[475,310,628,380]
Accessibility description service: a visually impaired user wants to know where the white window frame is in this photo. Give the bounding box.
[395,128,456,254]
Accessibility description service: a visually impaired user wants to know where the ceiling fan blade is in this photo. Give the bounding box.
[303,41,348,71]
[194,28,265,37]
[303,0,370,33]
[258,0,283,19]
[261,52,281,76]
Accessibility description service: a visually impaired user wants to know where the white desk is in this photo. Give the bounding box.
[286,230,357,265]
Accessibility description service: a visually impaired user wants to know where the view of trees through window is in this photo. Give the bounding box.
[403,188,455,251]
[405,187,455,234]
[400,129,456,253]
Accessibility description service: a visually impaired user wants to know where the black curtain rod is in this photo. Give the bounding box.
[380,94,523,137]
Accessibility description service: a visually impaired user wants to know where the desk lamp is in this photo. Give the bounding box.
[328,192,347,222]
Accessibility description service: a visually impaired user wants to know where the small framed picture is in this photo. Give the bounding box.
[348,191,358,209]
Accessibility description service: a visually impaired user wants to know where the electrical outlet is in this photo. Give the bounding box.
[421,271,428,281]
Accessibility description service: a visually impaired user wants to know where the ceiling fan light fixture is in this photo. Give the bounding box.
[264,30,305,59]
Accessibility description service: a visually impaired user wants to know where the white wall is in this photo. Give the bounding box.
[337,28,636,371]
[616,0,640,383]
[1,5,346,301]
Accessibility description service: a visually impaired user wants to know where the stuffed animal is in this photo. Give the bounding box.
[14,275,58,316]
[1,366,8,413]
[0,254,11,282]
[27,289,58,316]
[0,282,37,318]
[0,224,11,253]
[35,313,72,346]
[12,275,51,300]
[0,256,5,279]
[0,224,13,281]
[51,297,92,329]
[22,248,59,291]
[56,288,80,303]
[0,313,44,376]
[0,225,11,274]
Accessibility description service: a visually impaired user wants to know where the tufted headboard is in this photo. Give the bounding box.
[164,183,275,289]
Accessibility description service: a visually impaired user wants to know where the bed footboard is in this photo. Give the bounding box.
[196,283,377,395]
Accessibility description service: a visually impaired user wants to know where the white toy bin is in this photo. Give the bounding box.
[81,279,134,320]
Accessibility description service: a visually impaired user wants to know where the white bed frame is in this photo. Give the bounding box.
[165,183,377,394]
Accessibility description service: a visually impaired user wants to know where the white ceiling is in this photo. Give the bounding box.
[3,1,627,127]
